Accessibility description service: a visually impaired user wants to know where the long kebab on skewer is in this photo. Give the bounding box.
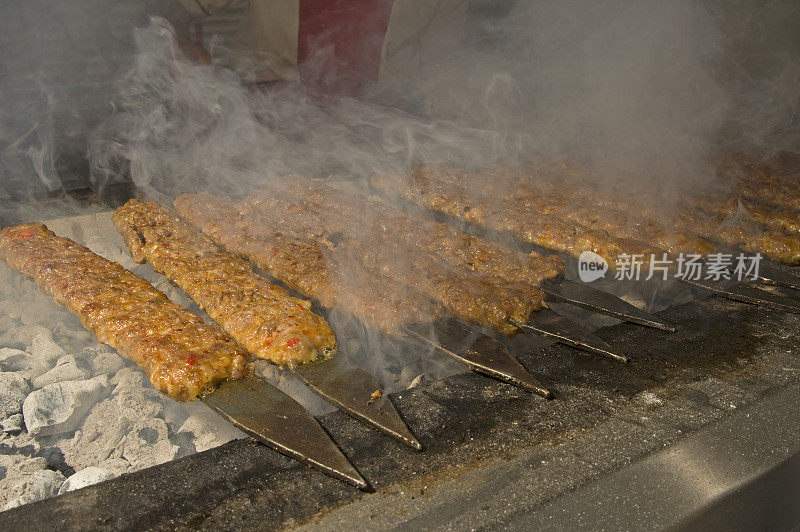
[268,179,673,332]
[370,166,664,265]
[717,152,800,213]
[518,161,800,265]
[113,199,336,366]
[114,199,423,448]
[270,178,564,294]
[240,188,543,335]
[173,194,443,332]
[0,223,250,400]
[372,163,800,265]
[513,158,800,264]
[175,193,553,395]
[236,185,633,358]
[0,222,369,486]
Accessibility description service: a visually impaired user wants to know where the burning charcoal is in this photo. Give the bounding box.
[0,325,52,350]
[177,405,246,452]
[0,301,22,322]
[121,419,179,470]
[32,356,91,389]
[58,467,115,494]
[109,367,145,393]
[0,372,31,418]
[61,400,130,471]
[0,456,47,509]
[0,316,15,334]
[80,346,127,377]
[31,469,65,500]
[28,333,66,367]
[22,376,109,437]
[1,414,23,433]
[0,348,33,373]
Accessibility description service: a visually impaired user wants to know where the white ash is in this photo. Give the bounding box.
[0,262,250,511]
[23,376,111,437]
[58,467,116,494]
[0,373,30,419]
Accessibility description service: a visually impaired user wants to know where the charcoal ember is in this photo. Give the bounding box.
[59,399,128,470]
[2,469,64,509]
[58,467,115,494]
[97,458,131,477]
[0,315,15,334]
[0,456,47,509]
[0,348,33,373]
[177,403,246,452]
[22,376,110,437]
[1,414,23,433]
[0,325,52,351]
[110,367,145,393]
[60,389,164,472]
[0,431,42,456]
[0,372,31,418]
[80,346,128,376]
[29,333,66,367]
[0,301,22,322]
[30,469,65,500]
[32,356,91,389]
[121,418,179,470]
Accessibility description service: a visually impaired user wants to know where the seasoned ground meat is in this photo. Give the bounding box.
[113,200,337,367]
[174,193,442,332]
[242,185,543,335]
[370,168,662,266]
[0,223,250,400]
[273,179,564,293]
[518,158,800,265]
[373,161,800,266]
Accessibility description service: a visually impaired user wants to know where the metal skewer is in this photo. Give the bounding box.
[202,377,369,489]
[542,278,676,332]
[749,260,800,292]
[288,355,422,450]
[510,309,630,362]
[678,276,800,313]
[400,319,552,398]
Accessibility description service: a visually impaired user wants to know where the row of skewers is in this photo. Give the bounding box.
[2,153,799,488]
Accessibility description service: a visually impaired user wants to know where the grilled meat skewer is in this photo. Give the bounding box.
[370,167,663,265]
[0,222,367,486]
[272,178,564,294]
[113,199,336,367]
[514,159,800,264]
[374,163,800,266]
[0,222,250,400]
[411,165,717,256]
[267,179,672,332]
[114,200,421,449]
[176,193,552,396]
[240,188,542,335]
[173,194,443,332]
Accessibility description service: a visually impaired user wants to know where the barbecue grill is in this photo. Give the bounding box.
[1,165,799,528]
[2,0,800,529]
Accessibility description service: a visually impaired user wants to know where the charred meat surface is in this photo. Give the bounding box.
[0,223,250,400]
[174,193,443,333]
[113,199,336,367]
